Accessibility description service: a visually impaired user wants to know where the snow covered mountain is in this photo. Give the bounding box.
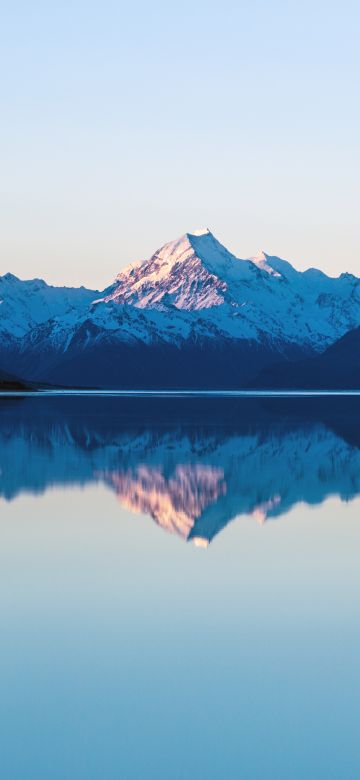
[99,229,360,349]
[0,272,96,338]
[0,272,96,364]
[1,228,359,387]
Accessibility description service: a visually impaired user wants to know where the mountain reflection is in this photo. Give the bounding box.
[98,465,227,542]
[1,395,360,544]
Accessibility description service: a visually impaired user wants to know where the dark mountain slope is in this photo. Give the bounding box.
[36,338,301,390]
[252,326,360,389]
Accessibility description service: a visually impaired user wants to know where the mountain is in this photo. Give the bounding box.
[100,229,360,351]
[0,229,359,387]
[0,272,96,375]
[0,272,96,339]
[252,326,360,389]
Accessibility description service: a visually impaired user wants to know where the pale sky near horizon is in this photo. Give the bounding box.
[1,0,359,289]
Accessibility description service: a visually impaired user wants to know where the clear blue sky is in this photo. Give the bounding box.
[1,0,359,288]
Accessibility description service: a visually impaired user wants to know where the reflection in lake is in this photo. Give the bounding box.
[1,395,360,544]
[1,395,360,779]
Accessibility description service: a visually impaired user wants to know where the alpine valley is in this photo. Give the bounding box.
[1,228,359,389]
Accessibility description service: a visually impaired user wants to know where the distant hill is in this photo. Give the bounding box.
[0,368,30,391]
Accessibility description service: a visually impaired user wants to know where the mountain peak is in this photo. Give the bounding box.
[99,231,312,313]
[249,251,283,277]
[253,250,268,261]
[103,229,252,311]
[187,227,211,237]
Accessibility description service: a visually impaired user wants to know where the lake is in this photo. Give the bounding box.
[0,395,359,779]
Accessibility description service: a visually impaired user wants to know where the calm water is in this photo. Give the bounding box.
[0,395,359,779]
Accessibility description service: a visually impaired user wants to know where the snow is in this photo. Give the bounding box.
[0,273,97,338]
[189,227,211,236]
[250,251,282,277]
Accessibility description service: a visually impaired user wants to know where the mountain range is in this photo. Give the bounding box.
[1,228,359,388]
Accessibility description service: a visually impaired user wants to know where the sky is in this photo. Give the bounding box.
[0,0,359,289]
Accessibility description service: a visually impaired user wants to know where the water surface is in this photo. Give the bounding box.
[0,396,359,778]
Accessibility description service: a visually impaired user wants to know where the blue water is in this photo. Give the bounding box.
[0,396,359,779]
[1,389,360,397]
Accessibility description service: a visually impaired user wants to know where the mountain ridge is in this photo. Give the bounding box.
[1,229,359,388]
